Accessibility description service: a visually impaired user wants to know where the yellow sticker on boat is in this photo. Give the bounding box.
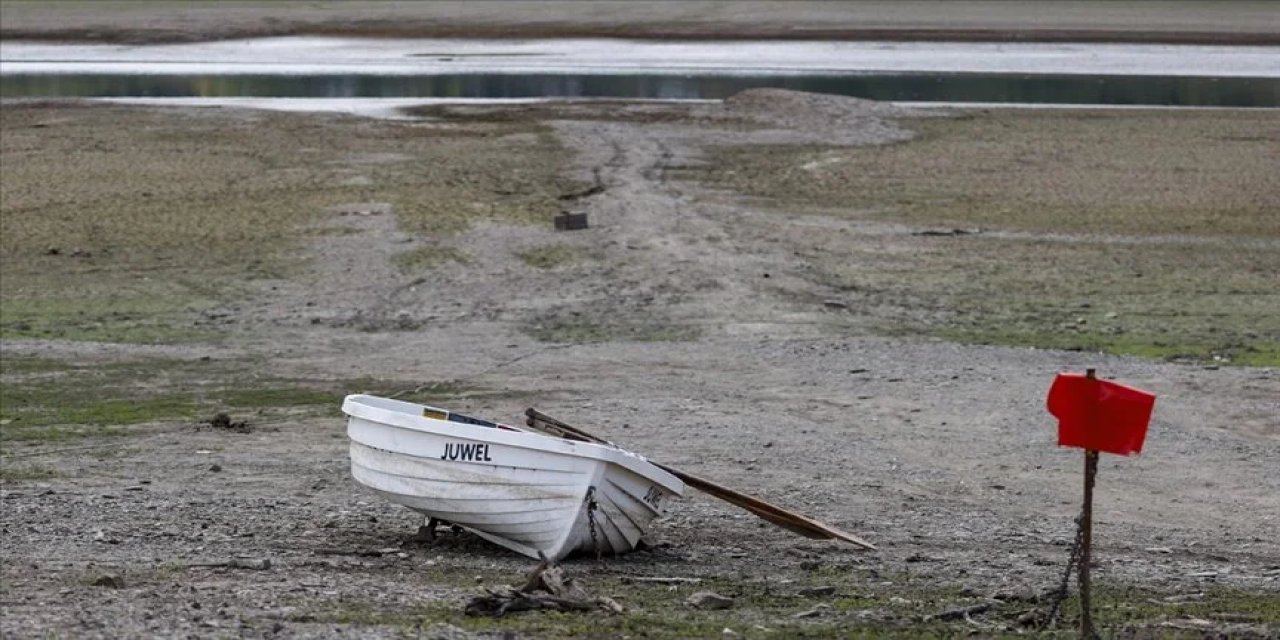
[422,408,448,421]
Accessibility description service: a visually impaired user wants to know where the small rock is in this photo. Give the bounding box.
[206,412,251,433]
[793,604,832,619]
[797,586,836,598]
[91,574,125,588]
[124,485,144,492]
[992,589,1038,603]
[686,591,734,610]
[721,629,739,638]
[822,300,848,309]
[208,464,222,472]
[1208,612,1262,623]
[1017,610,1041,626]
[227,558,271,570]
[92,529,120,544]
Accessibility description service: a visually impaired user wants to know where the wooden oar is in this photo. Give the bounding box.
[525,408,876,551]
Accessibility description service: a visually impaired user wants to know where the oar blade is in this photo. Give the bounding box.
[526,409,876,551]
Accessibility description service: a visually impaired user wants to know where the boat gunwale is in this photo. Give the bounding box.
[343,394,684,496]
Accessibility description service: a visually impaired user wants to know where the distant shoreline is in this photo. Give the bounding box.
[3,1,1278,46]
[6,27,1278,47]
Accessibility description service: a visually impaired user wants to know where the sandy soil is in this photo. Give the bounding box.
[3,1,1279,45]
[1,92,1277,638]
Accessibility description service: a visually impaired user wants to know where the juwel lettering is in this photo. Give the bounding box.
[440,442,493,462]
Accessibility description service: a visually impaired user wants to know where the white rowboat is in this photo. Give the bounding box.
[343,394,684,560]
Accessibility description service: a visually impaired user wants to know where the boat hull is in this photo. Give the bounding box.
[343,395,683,560]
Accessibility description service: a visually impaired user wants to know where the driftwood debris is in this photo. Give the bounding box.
[465,557,622,618]
[525,409,876,550]
[621,576,703,585]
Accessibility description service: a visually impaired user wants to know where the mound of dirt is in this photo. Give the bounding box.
[719,88,921,144]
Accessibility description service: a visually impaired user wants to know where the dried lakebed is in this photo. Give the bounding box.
[1,94,1277,638]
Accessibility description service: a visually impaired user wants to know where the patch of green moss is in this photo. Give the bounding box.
[0,464,59,481]
[0,291,222,344]
[290,565,1280,639]
[943,330,1280,367]
[392,245,471,273]
[0,357,501,443]
[524,319,700,344]
[686,111,1280,238]
[1059,585,1280,631]
[681,110,1280,367]
[1,106,582,347]
[219,387,342,409]
[0,354,72,375]
[517,245,578,270]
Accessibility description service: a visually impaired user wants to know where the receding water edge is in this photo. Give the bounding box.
[3,72,1278,107]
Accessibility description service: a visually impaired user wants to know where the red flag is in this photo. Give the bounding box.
[1047,373,1155,456]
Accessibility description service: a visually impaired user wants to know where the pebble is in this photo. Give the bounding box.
[793,604,832,618]
[90,575,125,589]
[797,585,836,598]
[686,591,734,610]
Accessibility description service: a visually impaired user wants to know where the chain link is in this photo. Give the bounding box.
[585,486,604,565]
[1043,509,1086,629]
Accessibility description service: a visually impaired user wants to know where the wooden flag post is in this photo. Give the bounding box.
[1079,368,1099,639]
[1046,367,1156,639]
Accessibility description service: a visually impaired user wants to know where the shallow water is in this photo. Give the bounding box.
[4,71,1278,107]
[4,38,1278,107]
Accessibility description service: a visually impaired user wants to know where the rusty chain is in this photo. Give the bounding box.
[1043,509,1086,629]
[585,486,604,565]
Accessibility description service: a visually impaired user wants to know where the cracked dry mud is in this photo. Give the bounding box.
[1,93,1277,638]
